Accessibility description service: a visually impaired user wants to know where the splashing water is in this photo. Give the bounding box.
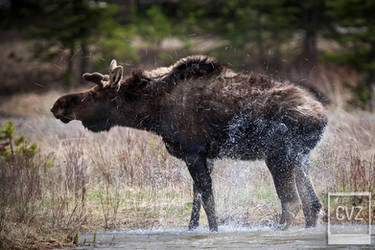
[74,225,374,249]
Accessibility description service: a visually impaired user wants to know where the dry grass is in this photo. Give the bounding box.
[0,67,374,248]
[310,110,375,225]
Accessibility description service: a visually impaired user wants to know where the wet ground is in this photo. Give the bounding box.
[73,225,374,249]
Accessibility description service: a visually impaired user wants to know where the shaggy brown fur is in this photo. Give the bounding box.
[51,55,327,232]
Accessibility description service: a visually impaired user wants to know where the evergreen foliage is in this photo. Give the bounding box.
[0,0,374,108]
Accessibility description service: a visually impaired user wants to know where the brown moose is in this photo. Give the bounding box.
[51,55,327,231]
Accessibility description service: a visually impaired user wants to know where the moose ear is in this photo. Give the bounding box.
[82,72,106,88]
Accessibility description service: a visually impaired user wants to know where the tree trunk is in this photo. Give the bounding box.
[302,3,318,70]
[367,74,375,112]
[366,68,375,112]
[271,32,282,72]
[303,28,317,66]
[366,42,375,111]
[255,10,265,63]
[80,43,89,81]
[64,45,75,87]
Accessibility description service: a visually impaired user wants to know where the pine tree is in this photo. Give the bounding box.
[0,0,122,86]
[325,0,375,110]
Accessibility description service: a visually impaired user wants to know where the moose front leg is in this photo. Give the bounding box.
[185,155,217,232]
[188,160,214,230]
[188,184,201,230]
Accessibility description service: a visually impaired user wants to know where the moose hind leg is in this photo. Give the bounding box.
[188,160,214,230]
[295,157,321,227]
[188,184,201,230]
[185,156,217,232]
[266,158,300,229]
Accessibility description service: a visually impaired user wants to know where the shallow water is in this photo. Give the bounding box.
[73,225,374,249]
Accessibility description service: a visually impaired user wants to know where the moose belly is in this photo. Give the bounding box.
[162,115,296,161]
[211,116,291,161]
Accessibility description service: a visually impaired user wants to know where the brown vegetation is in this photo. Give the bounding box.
[0,38,66,97]
[0,58,373,248]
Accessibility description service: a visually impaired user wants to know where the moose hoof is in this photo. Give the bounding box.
[305,200,321,228]
[305,213,319,228]
[188,222,199,231]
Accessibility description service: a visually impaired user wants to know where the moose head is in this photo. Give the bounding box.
[51,60,126,132]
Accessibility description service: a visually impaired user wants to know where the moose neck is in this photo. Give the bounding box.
[115,96,162,134]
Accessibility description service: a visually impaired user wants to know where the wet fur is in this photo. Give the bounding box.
[120,56,327,160]
[52,55,327,231]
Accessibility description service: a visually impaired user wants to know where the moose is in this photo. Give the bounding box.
[51,55,327,231]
